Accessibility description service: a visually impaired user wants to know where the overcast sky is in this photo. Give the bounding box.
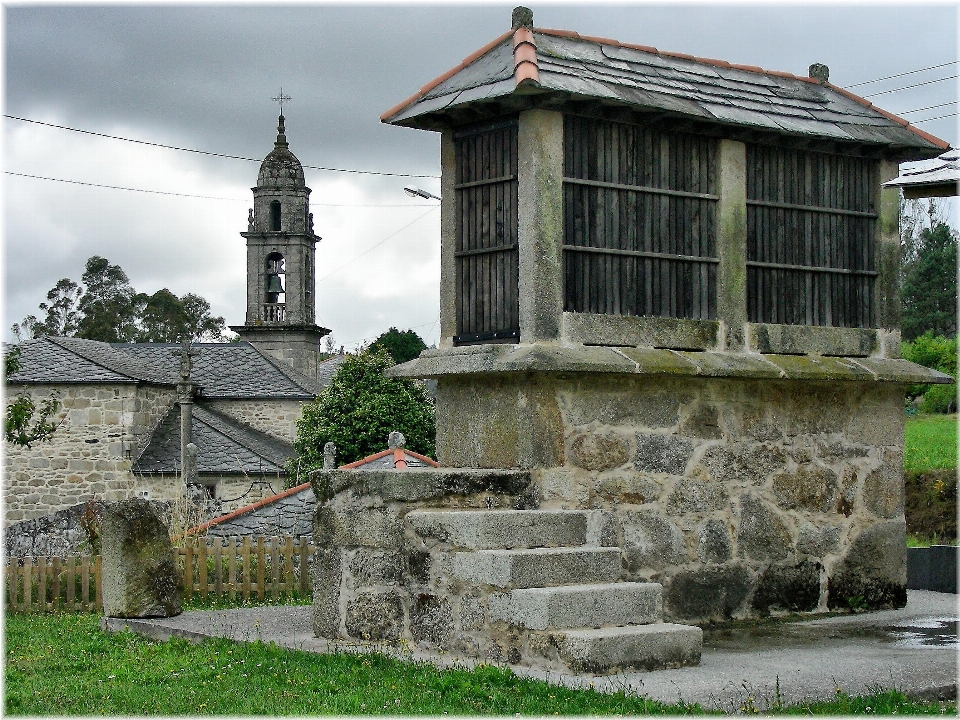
[4,2,957,349]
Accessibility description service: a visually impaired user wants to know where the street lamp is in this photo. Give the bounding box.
[404,187,441,201]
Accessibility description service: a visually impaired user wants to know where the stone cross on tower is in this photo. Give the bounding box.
[172,340,199,485]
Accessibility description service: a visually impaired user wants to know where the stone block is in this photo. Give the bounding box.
[345,591,404,641]
[451,547,621,589]
[846,386,905,447]
[548,623,702,673]
[620,509,686,571]
[332,505,403,549]
[666,478,728,514]
[100,498,181,618]
[488,582,662,630]
[771,463,840,512]
[679,403,722,439]
[697,518,733,564]
[751,561,822,615]
[407,509,588,550]
[595,474,662,505]
[410,593,452,645]
[562,312,718,350]
[863,449,904,519]
[701,442,787,484]
[635,433,695,475]
[827,520,907,610]
[458,592,486,631]
[664,565,752,622]
[736,493,792,561]
[796,523,842,557]
[569,432,631,471]
[561,382,691,428]
[312,548,341,639]
[347,550,403,586]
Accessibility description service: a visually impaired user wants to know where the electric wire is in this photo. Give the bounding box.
[862,75,957,98]
[3,114,440,179]
[913,112,958,124]
[899,101,956,115]
[845,61,958,88]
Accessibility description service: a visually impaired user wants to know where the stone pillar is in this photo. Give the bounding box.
[517,109,564,343]
[875,159,901,357]
[439,129,458,349]
[715,139,747,351]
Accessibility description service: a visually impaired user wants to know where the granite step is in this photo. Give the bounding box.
[407,509,590,550]
[450,547,621,589]
[541,623,703,673]
[487,582,662,630]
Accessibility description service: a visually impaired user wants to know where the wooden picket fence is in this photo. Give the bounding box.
[5,555,102,613]
[4,535,313,614]
[179,536,314,601]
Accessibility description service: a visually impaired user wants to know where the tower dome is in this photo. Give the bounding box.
[257,115,305,188]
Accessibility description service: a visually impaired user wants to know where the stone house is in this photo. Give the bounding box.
[4,117,338,536]
[309,7,954,674]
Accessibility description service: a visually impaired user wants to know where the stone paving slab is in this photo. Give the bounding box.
[103,590,958,712]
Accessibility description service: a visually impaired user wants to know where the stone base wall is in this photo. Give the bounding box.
[4,384,175,523]
[205,399,305,444]
[435,373,907,620]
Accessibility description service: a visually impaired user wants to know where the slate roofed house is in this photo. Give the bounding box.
[884,148,959,199]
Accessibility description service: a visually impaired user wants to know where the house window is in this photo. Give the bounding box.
[453,118,520,345]
[746,144,878,327]
[270,201,282,231]
[563,116,719,320]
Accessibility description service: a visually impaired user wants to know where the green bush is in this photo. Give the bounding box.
[290,349,435,479]
[902,332,957,413]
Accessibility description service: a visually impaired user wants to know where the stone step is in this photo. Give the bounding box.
[488,582,662,630]
[451,547,621,589]
[540,623,703,674]
[407,509,590,550]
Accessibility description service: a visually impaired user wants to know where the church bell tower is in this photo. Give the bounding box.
[231,115,330,379]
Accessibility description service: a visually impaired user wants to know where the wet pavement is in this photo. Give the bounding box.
[104,589,958,711]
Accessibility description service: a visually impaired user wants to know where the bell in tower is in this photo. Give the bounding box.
[231,113,330,380]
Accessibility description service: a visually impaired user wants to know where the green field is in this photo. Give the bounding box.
[4,613,955,716]
[904,414,958,472]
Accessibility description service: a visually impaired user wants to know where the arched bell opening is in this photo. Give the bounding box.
[264,252,286,322]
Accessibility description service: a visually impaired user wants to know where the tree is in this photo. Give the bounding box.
[902,222,958,341]
[12,256,228,343]
[369,327,428,365]
[3,346,61,448]
[290,349,435,479]
[76,256,138,342]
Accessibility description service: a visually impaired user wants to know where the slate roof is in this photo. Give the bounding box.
[194,446,439,538]
[383,25,947,159]
[7,336,177,385]
[317,354,346,387]
[885,149,959,195]
[113,342,320,399]
[134,402,294,476]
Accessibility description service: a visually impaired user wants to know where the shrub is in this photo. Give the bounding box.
[902,332,957,413]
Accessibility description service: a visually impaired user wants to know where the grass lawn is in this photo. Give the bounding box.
[5,613,955,716]
[904,414,957,473]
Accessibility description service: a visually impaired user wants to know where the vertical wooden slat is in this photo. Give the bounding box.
[199,541,208,599]
[299,540,310,596]
[23,559,32,613]
[183,545,194,600]
[271,537,281,599]
[51,557,61,612]
[256,536,265,600]
[37,556,48,612]
[65,557,75,610]
[213,538,223,596]
[229,537,238,601]
[284,536,294,595]
[242,536,252,602]
[80,556,90,611]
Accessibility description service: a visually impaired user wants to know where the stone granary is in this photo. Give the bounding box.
[310,7,953,674]
[4,118,336,548]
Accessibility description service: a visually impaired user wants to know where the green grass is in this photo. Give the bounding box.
[5,613,955,716]
[904,414,957,472]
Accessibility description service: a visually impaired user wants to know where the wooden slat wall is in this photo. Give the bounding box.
[454,119,520,343]
[562,115,719,320]
[746,144,878,328]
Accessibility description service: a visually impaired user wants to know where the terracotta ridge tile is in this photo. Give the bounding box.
[404,449,440,467]
[536,27,580,39]
[190,481,312,534]
[730,63,766,74]
[824,81,948,148]
[513,26,540,86]
[907,124,951,150]
[661,50,698,61]
[765,69,801,80]
[694,56,731,68]
[578,33,622,47]
[393,448,407,469]
[872,106,910,127]
[339,448,393,468]
[619,42,659,54]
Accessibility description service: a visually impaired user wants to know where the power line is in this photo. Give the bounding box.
[914,112,958,124]
[845,61,957,88]
[4,170,436,206]
[862,75,957,98]
[899,101,956,115]
[319,206,439,282]
[3,114,440,179]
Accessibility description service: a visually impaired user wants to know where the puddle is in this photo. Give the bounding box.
[886,617,959,648]
[703,616,959,652]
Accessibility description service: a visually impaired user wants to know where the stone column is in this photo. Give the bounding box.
[715,139,748,351]
[517,109,564,343]
[875,159,901,357]
[439,129,458,349]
